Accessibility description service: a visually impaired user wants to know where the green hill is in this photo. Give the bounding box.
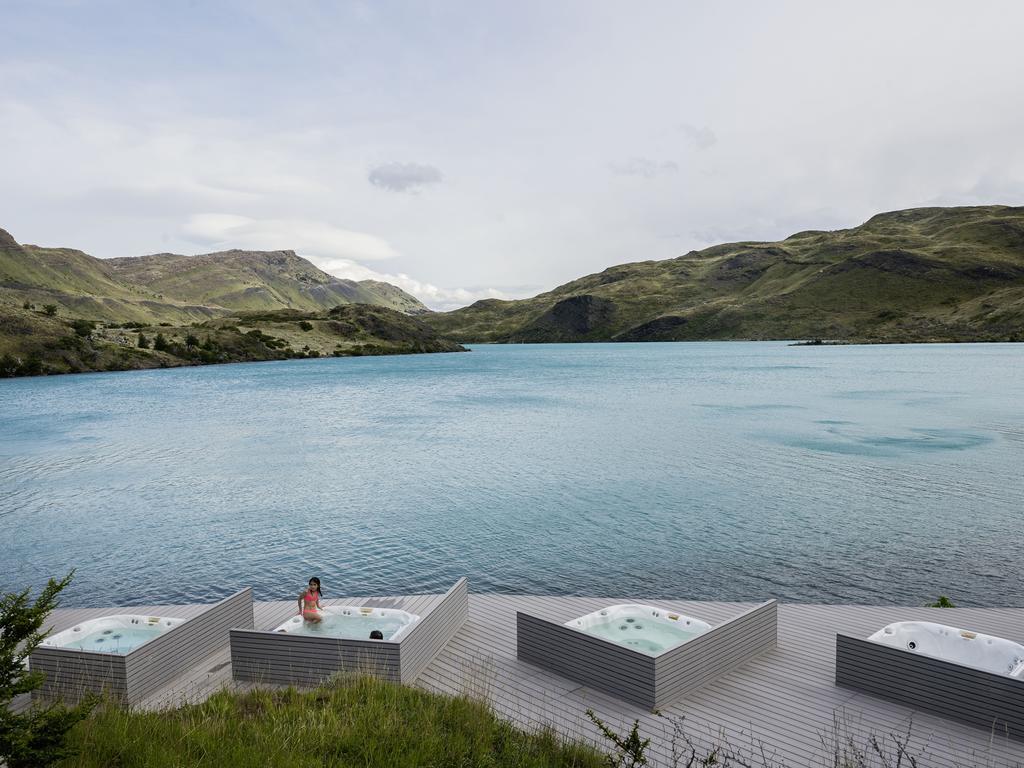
[0,231,217,324]
[105,249,428,315]
[0,227,460,377]
[0,228,428,324]
[424,205,1024,343]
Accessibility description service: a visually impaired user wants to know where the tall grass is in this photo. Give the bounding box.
[58,674,605,768]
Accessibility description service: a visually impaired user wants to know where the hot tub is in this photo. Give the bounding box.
[42,615,186,655]
[566,604,712,655]
[869,621,1024,677]
[273,606,420,642]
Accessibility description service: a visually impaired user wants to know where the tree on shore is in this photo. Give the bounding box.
[70,319,95,338]
[0,572,94,767]
[153,332,168,352]
[137,333,150,349]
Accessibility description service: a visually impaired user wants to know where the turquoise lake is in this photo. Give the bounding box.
[1,342,1022,608]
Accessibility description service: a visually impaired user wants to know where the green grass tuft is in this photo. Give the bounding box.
[59,675,604,768]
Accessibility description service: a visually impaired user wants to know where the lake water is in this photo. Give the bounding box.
[1,342,1022,608]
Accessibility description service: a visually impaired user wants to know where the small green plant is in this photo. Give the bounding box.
[137,333,150,349]
[927,595,955,608]
[0,572,95,768]
[299,320,313,331]
[43,304,58,316]
[586,709,650,767]
[153,332,169,352]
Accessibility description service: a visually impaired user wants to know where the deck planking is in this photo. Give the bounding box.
[29,594,1024,767]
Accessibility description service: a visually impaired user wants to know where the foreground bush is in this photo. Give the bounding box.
[1,572,93,768]
[60,675,605,768]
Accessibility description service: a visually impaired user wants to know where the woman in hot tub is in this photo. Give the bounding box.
[297,577,323,623]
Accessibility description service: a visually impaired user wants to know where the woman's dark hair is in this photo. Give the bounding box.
[308,577,322,596]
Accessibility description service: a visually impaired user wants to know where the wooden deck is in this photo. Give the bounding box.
[32,594,1024,767]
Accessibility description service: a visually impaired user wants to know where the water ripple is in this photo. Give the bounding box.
[1,342,1022,608]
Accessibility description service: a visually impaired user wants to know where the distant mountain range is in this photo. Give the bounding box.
[422,205,1024,343]
[0,227,427,322]
[2,205,1023,378]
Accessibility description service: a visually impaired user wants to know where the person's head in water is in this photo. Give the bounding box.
[369,630,384,640]
[307,577,321,596]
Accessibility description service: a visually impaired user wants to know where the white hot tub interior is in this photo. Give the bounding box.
[868,621,1024,678]
[42,615,186,654]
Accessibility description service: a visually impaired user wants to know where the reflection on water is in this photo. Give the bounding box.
[1,342,1022,608]
[772,427,993,457]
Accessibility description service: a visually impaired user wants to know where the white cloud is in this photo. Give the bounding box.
[179,214,512,310]
[5,3,1024,310]
[308,255,512,312]
[182,214,399,262]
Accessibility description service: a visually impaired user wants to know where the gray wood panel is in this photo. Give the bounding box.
[653,600,777,707]
[230,629,402,685]
[516,612,658,708]
[122,587,253,703]
[836,633,1024,741]
[29,588,252,705]
[399,578,469,683]
[30,646,128,703]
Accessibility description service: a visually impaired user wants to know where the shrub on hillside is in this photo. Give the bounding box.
[70,319,95,338]
[0,354,48,377]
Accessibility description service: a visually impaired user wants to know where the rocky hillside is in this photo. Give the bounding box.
[0,303,464,378]
[424,206,1024,343]
[0,228,428,323]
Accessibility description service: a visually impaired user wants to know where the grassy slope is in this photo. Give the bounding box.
[60,676,605,768]
[424,206,1024,343]
[0,303,464,377]
[0,228,428,323]
[105,249,429,315]
[0,236,219,324]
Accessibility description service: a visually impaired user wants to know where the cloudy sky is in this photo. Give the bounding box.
[3,1,1023,309]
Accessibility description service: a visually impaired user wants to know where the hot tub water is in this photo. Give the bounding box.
[567,604,712,655]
